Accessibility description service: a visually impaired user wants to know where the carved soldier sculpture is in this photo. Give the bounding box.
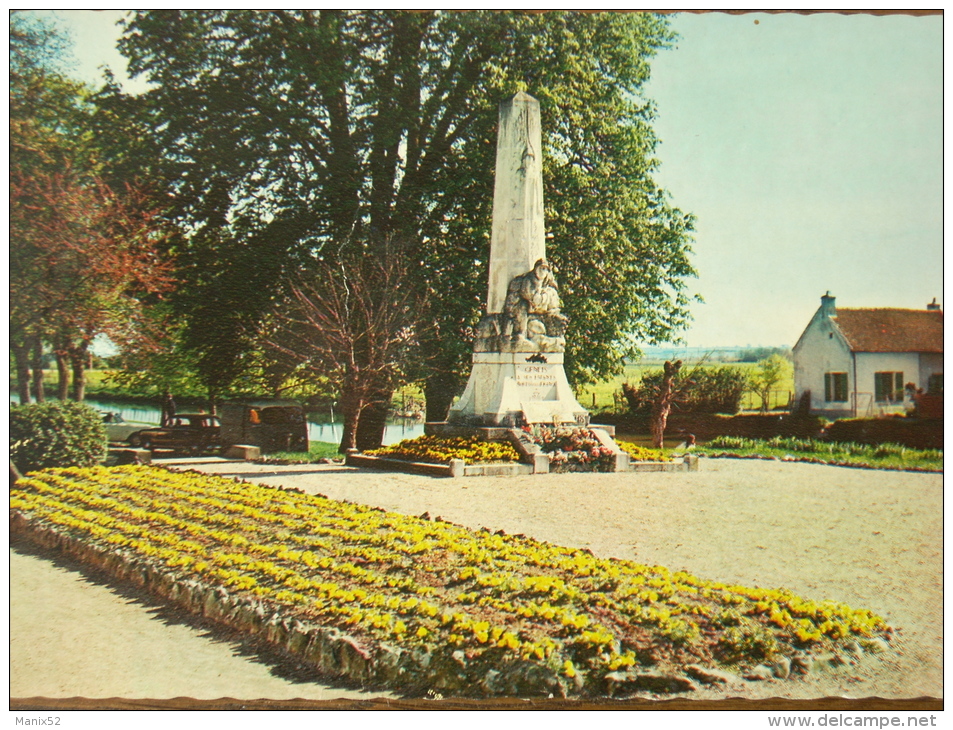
[475,259,569,353]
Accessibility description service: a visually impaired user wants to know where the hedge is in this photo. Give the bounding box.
[10,401,107,474]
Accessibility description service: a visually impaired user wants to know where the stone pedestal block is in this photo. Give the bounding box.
[449,351,588,427]
[224,444,261,460]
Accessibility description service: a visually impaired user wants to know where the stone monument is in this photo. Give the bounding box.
[447,92,589,428]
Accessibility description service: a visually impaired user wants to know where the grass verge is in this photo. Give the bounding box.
[698,436,942,472]
[255,441,343,464]
[11,465,891,697]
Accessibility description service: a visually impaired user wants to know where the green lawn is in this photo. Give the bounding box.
[256,440,344,463]
[698,436,942,472]
[16,368,116,391]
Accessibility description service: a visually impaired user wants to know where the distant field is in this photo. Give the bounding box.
[575,361,796,413]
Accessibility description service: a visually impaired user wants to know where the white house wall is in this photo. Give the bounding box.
[853,351,920,416]
[793,308,853,415]
[918,353,943,390]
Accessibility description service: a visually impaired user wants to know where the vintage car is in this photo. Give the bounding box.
[219,399,309,454]
[101,412,151,444]
[127,414,221,455]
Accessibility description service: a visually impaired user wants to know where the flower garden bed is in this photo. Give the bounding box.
[11,465,893,698]
[360,431,695,476]
[365,434,522,465]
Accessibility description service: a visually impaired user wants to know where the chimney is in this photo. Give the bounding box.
[927,298,941,311]
[820,291,836,317]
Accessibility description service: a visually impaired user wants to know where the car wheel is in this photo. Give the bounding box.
[128,433,142,447]
[141,437,152,451]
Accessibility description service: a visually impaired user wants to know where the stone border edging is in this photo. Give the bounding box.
[345,451,698,477]
[345,452,537,477]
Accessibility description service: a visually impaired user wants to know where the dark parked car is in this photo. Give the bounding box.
[127,414,221,455]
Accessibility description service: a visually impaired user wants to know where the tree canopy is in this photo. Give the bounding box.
[10,12,173,403]
[103,10,697,439]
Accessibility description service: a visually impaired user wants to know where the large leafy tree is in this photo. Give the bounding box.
[10,12,173,403]
[104,10,696,443]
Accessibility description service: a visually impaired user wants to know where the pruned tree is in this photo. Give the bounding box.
[650,360,682,449]
[262,252,426,453]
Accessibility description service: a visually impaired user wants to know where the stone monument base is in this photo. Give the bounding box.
[447,351,589,428]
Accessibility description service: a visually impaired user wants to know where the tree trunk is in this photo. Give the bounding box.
[30,339,45,403]
[650,360,681,449]
[12,342,31,404]
[337,386,363,454]
[69,342,89,402]
[207,387,218,416]
[356,387,391,452]
[55,345,70,402]
[424,371,462,423]
[650,404,671,450]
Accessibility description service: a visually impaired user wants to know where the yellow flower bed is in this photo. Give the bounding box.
[617,442,671,462]
[366,435,521,465]
[11,466,890,694]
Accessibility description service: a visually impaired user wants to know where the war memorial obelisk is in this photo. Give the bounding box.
[447,92,589,428]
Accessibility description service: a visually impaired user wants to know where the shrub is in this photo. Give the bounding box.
[622,366,748,415]
[10,401,107,474]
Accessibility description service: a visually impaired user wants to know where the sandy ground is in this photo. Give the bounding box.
[10,457,942,701]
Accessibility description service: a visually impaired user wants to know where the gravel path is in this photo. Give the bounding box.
[10,457,942,700]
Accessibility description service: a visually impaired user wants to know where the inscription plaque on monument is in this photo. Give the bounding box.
[515,364,558,400]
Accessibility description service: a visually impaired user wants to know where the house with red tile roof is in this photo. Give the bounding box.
[793,293,943,418]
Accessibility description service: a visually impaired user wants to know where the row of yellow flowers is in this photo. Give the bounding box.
[366,435,521,465]
[11,465,888,684]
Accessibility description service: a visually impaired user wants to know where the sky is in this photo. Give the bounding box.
[29,10,944,350]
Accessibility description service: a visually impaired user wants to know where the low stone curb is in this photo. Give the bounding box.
[345,452,699,477]
[344,453,538,477]
[629,456,698,473]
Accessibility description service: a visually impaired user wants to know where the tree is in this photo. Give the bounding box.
[649,360,682,449]
[10,13,174,403]
[105,10,697,444]
[11,167,175,401]
[748,354,791,414]
[262,251,425,453]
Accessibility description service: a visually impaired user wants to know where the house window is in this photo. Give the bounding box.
[824,372,848,402]
[874,372,904,403]
[927,373,943,394]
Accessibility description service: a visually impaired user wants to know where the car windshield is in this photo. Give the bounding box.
[170,416,219,428]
